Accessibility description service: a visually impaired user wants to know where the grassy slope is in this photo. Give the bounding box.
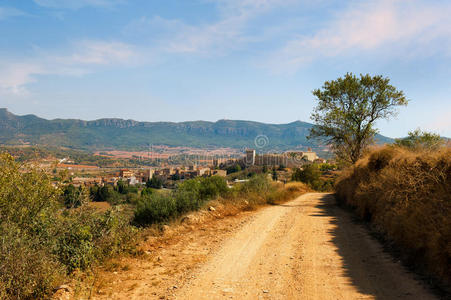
[335,146,451,287]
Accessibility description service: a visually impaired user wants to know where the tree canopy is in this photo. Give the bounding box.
[309,73,408,164]
[394,128,444,150]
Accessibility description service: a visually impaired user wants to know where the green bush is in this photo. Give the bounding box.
[54,208,136,272]
[0,223,64,300]
[292,164,334,192]
[62,184,89,208]
[134,194,177,225]
[141,187,154,197]
[134,176,228,226]
[292,164,320,184]
[0,153,137,299]
[198,176,228,199]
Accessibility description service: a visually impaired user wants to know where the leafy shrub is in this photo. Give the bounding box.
[116,180,138,194]
[134,176,228,225]
[394,128,444,150]
[292,164,333,191]
[134,194,177,225]
[0,223,64,300]
[91,185,121,203]
[146,175,163,189]
[292,164,320,184]
[335,146,451,285]
[62,184,89,208]
[0,153,136,299]
[198,176,228,199]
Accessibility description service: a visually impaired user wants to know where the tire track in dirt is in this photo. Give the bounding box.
[174,193,436,300]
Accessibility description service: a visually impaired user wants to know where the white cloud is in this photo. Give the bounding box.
[0,6,26,20]
[61,40,136,65]
[266,0,451,73]
[0,63,42,96]
[125,0,298,56]
[0,40,138,96]
[33,0,125,10]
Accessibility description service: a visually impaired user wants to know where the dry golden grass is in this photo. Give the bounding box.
[336,146,451,285]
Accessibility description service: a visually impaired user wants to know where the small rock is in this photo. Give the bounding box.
[244,200,249,205]
[54,284,72,293]
[208,206,216,211]
[268,271,273,274]
[113,271,118,274]
[145,250,152,255]
[162,225,170,232]
[173,285,178,289]
[222,287,234,293]
[181,214,198,224]
[262,289,269,293]
[157,256,162,261]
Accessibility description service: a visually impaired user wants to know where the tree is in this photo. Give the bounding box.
[309,73,408,164]
[62,184,89,208]
[272,168,278,181]
[226,163,241,174]
[395,129,443,150]
[147,176,163,189]
[292,164,320,184]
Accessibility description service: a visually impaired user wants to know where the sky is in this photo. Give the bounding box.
[0,0,450,138]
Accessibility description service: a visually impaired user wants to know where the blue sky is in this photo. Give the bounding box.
[1,0,450,138]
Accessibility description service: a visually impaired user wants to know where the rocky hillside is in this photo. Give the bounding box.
[0,108,393,150]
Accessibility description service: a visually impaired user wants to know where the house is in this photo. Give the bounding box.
[302,151,319,162]
[128,176,140,185]
[137,169,154,182]
[198,167,211,176]
[120,169,134,178]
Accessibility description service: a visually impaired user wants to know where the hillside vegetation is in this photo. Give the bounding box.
[335,146,451,285]
[0,151,308,299]
[0,108,391,150]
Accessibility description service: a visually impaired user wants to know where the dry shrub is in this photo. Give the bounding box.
[336,146,451,284]
[267,181,310,204]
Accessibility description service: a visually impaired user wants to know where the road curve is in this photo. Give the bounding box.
[174,193,436,300]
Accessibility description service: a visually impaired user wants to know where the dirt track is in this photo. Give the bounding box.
[174,193,436,300]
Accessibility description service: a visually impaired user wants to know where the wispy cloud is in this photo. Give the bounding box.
[265,0,451,73]
[0,6,26,20]
[60,40,136,65]
[0,40,138,96]
[33,0,125,10]
[124,0,299,55]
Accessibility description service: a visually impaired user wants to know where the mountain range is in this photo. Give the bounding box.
[0,108,393,151]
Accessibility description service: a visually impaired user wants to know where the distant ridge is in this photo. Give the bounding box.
[0,108,393,151]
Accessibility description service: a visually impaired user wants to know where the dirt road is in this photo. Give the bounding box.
[174,193,436,300]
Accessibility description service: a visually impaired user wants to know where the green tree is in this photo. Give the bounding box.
[292,164,320,184]
[272,168,278,181]
[226,163,242,174]
[141,187,154,197]
[395,128,443,150]
[62,184,89,208]
[147,176,163,189]
[309,73,408,164]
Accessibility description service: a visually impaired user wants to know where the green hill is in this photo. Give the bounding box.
[0,108,393,151]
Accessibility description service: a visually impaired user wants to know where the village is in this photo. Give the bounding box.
[56,148,327,189]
